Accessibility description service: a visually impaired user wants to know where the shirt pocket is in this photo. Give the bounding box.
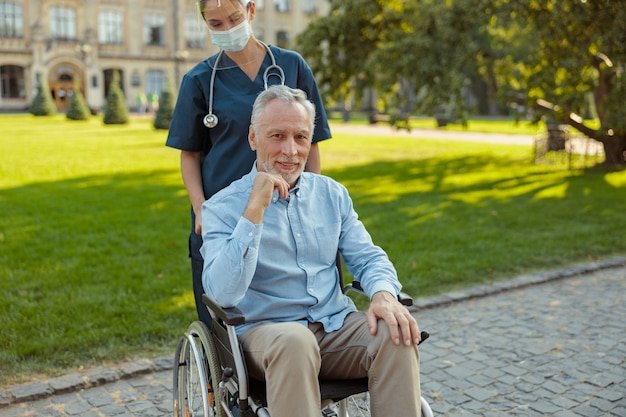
[313,223,341,265]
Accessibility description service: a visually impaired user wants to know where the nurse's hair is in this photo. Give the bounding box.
[251,85,316,134]
[198,0,251,14]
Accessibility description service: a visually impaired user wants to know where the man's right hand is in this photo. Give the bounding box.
[243,172,290,224]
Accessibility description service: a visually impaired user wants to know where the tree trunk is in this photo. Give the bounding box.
[602,135,626,167]
[534,99,626,168]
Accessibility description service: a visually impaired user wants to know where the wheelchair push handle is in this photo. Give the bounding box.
[418,330,430,345]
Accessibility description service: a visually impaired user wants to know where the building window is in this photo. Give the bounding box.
[50,6,76,41]
[276,30,289,49]
[146,70,165,96]
[131,71,141,87]
[144,13,165,46]
[0,65,25,98]
[302,0,316,14]
[99,10,123,44]
[185,15,205,49]
[0,1,23,38]
[275,0,290,12]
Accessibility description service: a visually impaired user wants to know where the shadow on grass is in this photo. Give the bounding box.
[325,155,626,298]
[0,155,624,383]
[0,169,192,381]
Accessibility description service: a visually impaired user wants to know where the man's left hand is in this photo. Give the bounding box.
[366,291,421,346]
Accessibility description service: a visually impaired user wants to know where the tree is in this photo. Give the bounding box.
[66,83,91,121]
[28,78,57,116]
[103,70,129,125]
[503,0,626,167]
[296,0,492,127]
[153,76,176,130]
[297,0,625,167]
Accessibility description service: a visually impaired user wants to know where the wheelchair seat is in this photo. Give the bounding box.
[247,370,369,408]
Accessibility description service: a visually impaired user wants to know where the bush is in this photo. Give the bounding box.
[103,70,129,125]
[66,83,91,121]
[153,77,176,130]
[28,79,57,116]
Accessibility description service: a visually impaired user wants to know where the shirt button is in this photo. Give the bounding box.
[248,232,253,237]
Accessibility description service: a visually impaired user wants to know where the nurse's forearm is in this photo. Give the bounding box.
[305,142,321,174]
[180,151,206,215]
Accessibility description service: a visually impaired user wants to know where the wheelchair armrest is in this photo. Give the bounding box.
[344,281,414,307]
[343,281,365,295]
[201,293,246,326]
[398,291,413,307]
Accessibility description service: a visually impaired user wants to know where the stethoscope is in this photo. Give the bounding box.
[203,42,285,128]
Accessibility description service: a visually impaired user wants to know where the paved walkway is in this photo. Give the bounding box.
[417,258,626,417]
[328,122,536,145]
[2,256,624,417]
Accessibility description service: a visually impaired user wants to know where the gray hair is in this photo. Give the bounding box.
[251,85,316,133]
[197,0,251,14]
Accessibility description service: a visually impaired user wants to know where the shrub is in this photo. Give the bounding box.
[28,79,57,116]
[66,83,91,121]
[153,77,176,130]
[103,70,129,125]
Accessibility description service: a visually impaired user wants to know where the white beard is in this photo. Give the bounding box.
[259,160,303,187]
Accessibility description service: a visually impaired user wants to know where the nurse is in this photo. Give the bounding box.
[166,0,331,326]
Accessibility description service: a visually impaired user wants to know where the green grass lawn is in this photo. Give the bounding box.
[1,113,625,387]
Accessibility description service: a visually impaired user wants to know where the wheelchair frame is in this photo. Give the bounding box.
[174,257,434,417]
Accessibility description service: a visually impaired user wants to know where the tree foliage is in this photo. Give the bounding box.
[504,0,626,166]
[103,70,129,125]
[296,0,492,127]
[296,0,626,166]
[28,78,57,116]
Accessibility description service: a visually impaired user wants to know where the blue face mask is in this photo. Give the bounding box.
[209,20,253,52]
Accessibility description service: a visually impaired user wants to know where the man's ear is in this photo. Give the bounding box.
[248,125,257,151]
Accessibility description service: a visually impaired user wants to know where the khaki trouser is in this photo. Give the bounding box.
[239,312,422,417]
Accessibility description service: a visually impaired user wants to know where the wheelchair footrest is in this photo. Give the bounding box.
[322,409,339,417]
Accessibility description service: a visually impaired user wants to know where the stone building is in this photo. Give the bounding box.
[0,0,327,112]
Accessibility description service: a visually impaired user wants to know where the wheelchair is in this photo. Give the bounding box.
[173,256,434,417]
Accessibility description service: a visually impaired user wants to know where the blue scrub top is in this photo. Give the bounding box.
[166,45,331,203]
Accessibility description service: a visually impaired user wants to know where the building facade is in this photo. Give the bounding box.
[0,0,328,112]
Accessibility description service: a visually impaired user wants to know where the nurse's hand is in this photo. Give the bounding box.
[194,210,202,235]
[243,172,289,224]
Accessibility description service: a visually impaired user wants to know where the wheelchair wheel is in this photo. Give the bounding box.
[173,321,226,417]
[420,395,434,417]
[333,392,368,417]
[173,335,187,417]
[330,393,434,417]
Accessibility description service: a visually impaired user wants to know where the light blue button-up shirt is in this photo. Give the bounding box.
[200,165,401,336]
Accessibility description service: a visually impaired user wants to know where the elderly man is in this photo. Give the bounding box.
[201,85,422,417]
